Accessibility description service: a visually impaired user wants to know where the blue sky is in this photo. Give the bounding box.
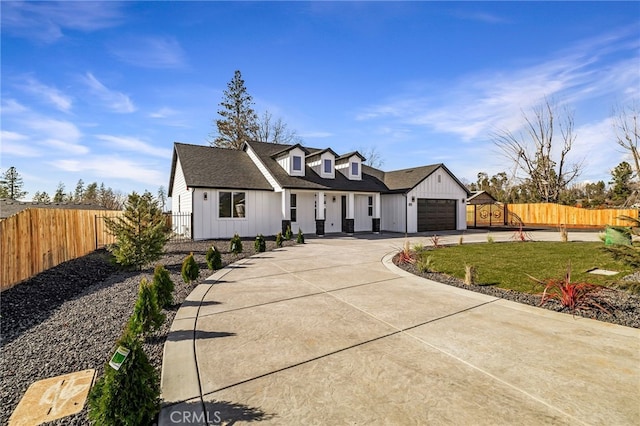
[2,1,639,200]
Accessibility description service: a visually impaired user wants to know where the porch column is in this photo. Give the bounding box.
[345,192,355,234]
[281,189,291,235]
[372,193,381,234]
[315,191,325,236]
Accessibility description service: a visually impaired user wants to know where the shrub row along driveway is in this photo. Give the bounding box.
[160,232,639,425]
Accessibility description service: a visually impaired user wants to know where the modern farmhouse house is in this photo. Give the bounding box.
[168,141,470,240]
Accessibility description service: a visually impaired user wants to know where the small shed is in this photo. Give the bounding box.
[466,191,507,227]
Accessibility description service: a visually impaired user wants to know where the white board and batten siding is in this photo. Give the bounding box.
[381,194,406,233]
[170,157,193,214]
[406,169,468,233]
[192,189,281,240]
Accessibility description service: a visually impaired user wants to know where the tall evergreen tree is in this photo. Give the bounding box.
[210,70,258,149]
[32,191,51,203]
[53,182,67,202]
[610,161,633,205]
[0,167,28,200]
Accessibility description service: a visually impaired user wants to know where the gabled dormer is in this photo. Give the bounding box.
[272,144,309,177]
[336,151,366,181]
[306,148,337,179]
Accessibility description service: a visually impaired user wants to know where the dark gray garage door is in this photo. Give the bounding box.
[417,199,456,231]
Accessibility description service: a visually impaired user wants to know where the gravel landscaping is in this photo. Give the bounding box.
[0,238,294,425]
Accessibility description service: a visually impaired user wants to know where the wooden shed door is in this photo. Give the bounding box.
[417,199,456,231]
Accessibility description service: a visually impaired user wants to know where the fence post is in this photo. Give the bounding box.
[95,215,99,250]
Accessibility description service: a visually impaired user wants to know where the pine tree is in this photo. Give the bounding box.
[610,161,633,205]
[0,167,27,200]
[210,70,258,149]
[53,182,67,202]
[104,191,170,270]
[32,191,51,203]
[181,252,200,283]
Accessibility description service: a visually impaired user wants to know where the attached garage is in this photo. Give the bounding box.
[417,199,457,231]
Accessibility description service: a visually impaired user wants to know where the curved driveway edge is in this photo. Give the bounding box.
[159,232,640,425]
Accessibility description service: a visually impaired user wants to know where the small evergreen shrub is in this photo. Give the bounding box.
[88,330,160,425]
[254,234,266,252]
[296,229,304,244]
[152,265,174,308]
[275,232,283,248]
[284,225,293,240]
[128,278,165,336]
[230,234,243,254]
[206,245,222,270]
[486,234,495,244]
[181,252,199,283]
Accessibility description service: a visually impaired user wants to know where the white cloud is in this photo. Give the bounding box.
[149,107,179,119]
[50,156,166,186]
[1,1,123,43]
[96,135,172,158]
[1,99,28,114]
[46,139,90,155]
[299,131,334,138]
[82,72,136,113]
[110,36,188,69]
[356,29,640,142]
[0,130,42,157]
[20,76,73,112]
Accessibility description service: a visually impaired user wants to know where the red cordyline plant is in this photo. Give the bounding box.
[396,240,416,264]
[528,263,611,314]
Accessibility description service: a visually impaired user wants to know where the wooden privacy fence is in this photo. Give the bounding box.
[1,208,122,291]
[466,203,638,228]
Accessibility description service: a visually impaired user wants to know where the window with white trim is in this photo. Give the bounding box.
[292,155,302,172]
[219,191,246,218]
[351,162,359,176]
[324,159,332,174]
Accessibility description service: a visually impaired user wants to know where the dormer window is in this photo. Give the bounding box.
[324,159,332,174]
[351,162,359,176]
[292,156,302,171]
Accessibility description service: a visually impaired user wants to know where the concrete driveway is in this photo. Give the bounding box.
[160,231,639,425]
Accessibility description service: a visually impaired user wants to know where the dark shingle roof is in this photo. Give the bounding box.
[168,143,273,196]
[246,141,387,192]
[169,141,469,196]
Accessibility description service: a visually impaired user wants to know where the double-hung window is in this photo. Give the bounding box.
[219,191,246,218]
[351,162,359,176]
[368,196,373,216]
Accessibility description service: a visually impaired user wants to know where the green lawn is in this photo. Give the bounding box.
[418,241,635,293]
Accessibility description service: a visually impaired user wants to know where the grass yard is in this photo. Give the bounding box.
[418,241,635,293]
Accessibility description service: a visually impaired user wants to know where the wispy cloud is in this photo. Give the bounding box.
[110,36,188,69]
[1,99,28,114]
[50,156,166,186]
[96,135,172,158]
[20,76,73,112]
[450,10,510,24]
[356,28,639,141]
[1,1,123,43]
[149,107,179,119]
[82,73,136,113]
[0,130,41,157]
